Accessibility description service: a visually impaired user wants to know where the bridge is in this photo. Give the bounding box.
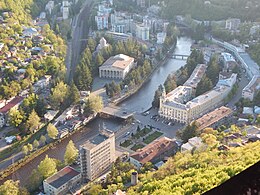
[100,105,134,120]
[170,54,189,60]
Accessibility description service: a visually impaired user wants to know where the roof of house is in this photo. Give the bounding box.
[99,54,134,70]
[196,106,233,131]
[45,166,80,189]
[0,96,24,114]
[130,136,177,164]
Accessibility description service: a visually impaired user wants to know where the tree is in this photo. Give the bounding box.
[40,135,47,145]
[22,145,28,155]
[196,76,213,96]
[164,74,177,93]
[87,38,97,53]
[33,140,39,149]
[50,81,68,109]
[152,85,164,108]
[68,82,80,105]
[26,109,40,133]
[0,180,28,195]
[27,143,33,152]
[84,94,103,115]
[74,61,93,91]
[27,169,43,192]
[47,123,58,139]
[64,140,78,165]
[87,184,103,195]
[177,121,199,142]
[8,108,23,127]
[38,155,57,179]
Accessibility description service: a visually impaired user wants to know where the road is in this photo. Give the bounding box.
[66,0,93,82]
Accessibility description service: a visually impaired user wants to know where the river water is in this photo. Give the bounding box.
[119,37,192,112]
[0,37,192,187]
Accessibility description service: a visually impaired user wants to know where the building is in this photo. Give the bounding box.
[110,11,133,33]
[130,137,178,168]
[0,96,24,114]
[156,32,166,44]
[159,73,237,124]
[220,52,237,71]
[99,54,135,79]
[225,18,241,31]
[43,166,81,195]
[136,0,146,8]
[195,106,233,131]
[61,6,69,19]
[135,23,149,41]
[45,1,55,14]
[80,130,115,181]
[95,3,112,30]
[181,137,204,152]
[242,75,260,101]
[96,37,109,51]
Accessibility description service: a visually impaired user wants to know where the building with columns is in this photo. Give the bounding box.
[99,54,135,79]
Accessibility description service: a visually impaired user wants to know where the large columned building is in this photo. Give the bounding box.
[99,54,135,79]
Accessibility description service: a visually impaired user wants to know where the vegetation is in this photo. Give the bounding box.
[38,155,57,179]
[64,140,78,165]
[143,131,163,144]
[84,94,103,115]
[0,180,28,195]
[46,123,59,139]
[131,144,145,151]
[120,139,133,148]
[177,121,199,143]
[248,44,260,67]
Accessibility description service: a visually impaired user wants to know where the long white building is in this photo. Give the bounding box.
[159,70,237,124]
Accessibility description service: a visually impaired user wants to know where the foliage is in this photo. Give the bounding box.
[26,109,40,133]
[120,139,133,148]
[64,140,78,165]
[84,94,103,115]
[33,140,39,149]
[105,81,121,98]
[40,135,46,145]
[50,81,68,109]
[0,180,28,195]
[131,144,145,151]
[22,145,29,155]
[8,108,23,127]
[38,155,57,179]
[177,121,199,143]
[68,82,80,105]
[143,131,163,144]
[47,123,58,139]
[27,169,43,192]
[152,85,164,108]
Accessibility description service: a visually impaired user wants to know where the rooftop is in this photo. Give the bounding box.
[45,166,80,189]
[183,64,207,89]
[130,137,177,164]
[81,130,114,150]
[0,96,24,114]
[196,106,233,131]
[99,54,134,70]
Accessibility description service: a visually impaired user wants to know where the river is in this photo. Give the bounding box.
[0,36,192,187]
[119,37,192,112]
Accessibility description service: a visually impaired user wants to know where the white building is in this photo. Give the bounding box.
[136,0,146,8]
[95,3,112,30]
[99,54,135,79]
[157,32,166,44]
[225,18,241,31]
[96,37,109,51]
[242,75,260,101]
[80,130,116,181]
[110,11,133,33]
[43,166,81,195]
[181,137,204,152]
[159,73,237,124]
[61,6,69,19]
[45,1,55,14]
[135,23,149,41]
[221,52,237,71]
[250,25,260,35]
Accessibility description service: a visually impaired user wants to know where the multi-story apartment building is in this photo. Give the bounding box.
[99,54,135,79]
[110,11,133,33]
[225,18,241,31]
[159,72,237,124]
[43,166,81,195]
[80,130,116,181]
[95,3,112,30]
[135,23,149,41]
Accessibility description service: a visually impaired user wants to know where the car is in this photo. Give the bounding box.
[124,132,130,137]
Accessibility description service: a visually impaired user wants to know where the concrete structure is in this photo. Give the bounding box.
[43,166,81,195]
[111,11,133,33]
[220,52,237,71]
[45,1,55,14]
[157,32,166,44]
[181,137,204,152]
[159,73,237,124]
[225,18,241,31]
[135,23,149,41]
[195,106,233,131]
[131,172,138,186]
[80,130,115,181]
[61,6,69,19]
[130,137,178,168]
[242,75,260,101]
[99,54,135,79]
[95,3,112,30]
[96,37,109,51]
[136,0,146,8]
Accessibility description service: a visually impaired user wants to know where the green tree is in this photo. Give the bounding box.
[27,143,33,152]
[164,75,177,93]
[8,108,23,127]
[74,61,93,91]
[0,180,28,195]
[95,53,104,67]
[38,155,57,179]
[33,140,39,149]
[84,94,103,115]
[87,184,103,195]
[196,76,213,96]
[152,85,164,108]
[27,169,43,192]
[40,135,47,145]
[22,145,28,155]
[47,123,58,139]
[26,109,40,133]
[50,81,68,109]
[68,82,80,105]
[87,38,97,53]
[64,140,78,165]
[177,121,199,143]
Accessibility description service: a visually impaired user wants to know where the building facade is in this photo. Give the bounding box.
[242,75,260,101]
[135,23,149,41]
[99,54,135,79]
[43,166,81,195]
[80,130,116,181]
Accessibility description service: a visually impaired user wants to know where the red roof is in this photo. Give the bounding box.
[0,96,24,113]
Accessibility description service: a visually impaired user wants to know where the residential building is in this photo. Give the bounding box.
[130,137,178,168]
[80,130,116,181]
[95,3,112,30]
[225,18,241,31]
[242,75,260,101]
[0,96,24,115]
[220,52,237,71]
[250,25,260,35]
[96,37,109,51]
[181,137,204,152]
[195,106,233,131]
[135,23,149,41]
[33,75,51,93]
[157,32,166,44]
[43,166,81,195]
[99,54,135,79]
[23,27,38,37]
[159,73,237,124]
[110,11,133,33]
[61,6,69,19]
[136,0,146,8]
[45,1,55,14]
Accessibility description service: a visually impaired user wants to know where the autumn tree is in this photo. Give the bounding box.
[8,108,23,127]
[50,81,68,109]
[38,155,57,179]
[64,140,78,165]
[26,109,40,133]
[47,123,58,139]
[84,94,103,115]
